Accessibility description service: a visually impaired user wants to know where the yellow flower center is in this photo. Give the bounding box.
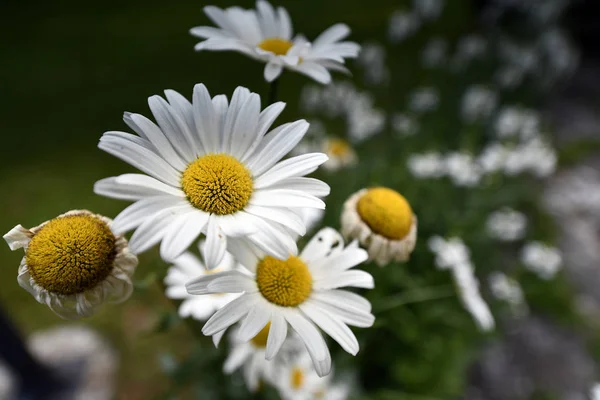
[25,214,116,295]
[255,256,312,307]
[291,367,305,390]
[357,187,413,240]
[328,138,352,157]
[181,153,253,215]
[250,322,271,348]
[258,38,294,56]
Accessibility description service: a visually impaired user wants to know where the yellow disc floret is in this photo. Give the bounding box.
[256,256,312,307]
[250,322,271,348]
[357,187,413,240]
[25,214,116,296]
[327,138,352,158]
[258,38,294,56]
[291,367,305,390]
[181,153,253,215]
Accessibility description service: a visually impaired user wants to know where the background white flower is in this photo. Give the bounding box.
[521,241,563,280]
[190,1,360,83]
[485,208,528,241]
[164,242,240,321]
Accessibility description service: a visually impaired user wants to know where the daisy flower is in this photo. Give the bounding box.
[274,351,350,400]
[186,227,375,377]
[322,138,357,171]
[341,187,417,266]
[521,241,562,280]
[3,210,138,319]
[95,84,330,268]
[190,1,360,83]
[221,324,303,392]
[164,241,240,321]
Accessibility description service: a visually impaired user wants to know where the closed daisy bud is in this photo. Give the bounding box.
[341,187,417,266]
[3,210,138,319]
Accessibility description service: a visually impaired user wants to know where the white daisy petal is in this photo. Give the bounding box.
[164,90,196,137]
[294,62,332,84]
[223,86,251,154]
[237,305,271,342]
[315,270,375,290]
[300,227,345,264]
[284,310,332,377]
[111,196,187,234]
[265,313,287,360]
[160,211,209,261]
[213,329,226,348]
[276,6,292,39]
[313,23,350,47]
[148,95,196,162]
[226,238,262,273]
[204,215,228,269]
[312,289,372,313]
[246,120,310,177]
[253,153,328,188]
[300,301,359,355]
[130,113,187,170]
[264,177,330,197]
[94,174,184,201]
[3,225,31,250]
[248,220,298,259]
[250,189,325,209]
[207,272,258,294]
[192,83,219,154]
[223,343,252,373]
[229,93,261,159]
[129,208,192,254]
[240,101,286,162]
[264,62,283,82]
[311,298,374,328]
[186,271,246,294]
[190,26,234,39]
[99,134,181,186]
[202,294,258,336]
[244,205,306,236]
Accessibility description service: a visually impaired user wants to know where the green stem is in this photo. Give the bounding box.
[268,77,280,105]
[375,285,456,313]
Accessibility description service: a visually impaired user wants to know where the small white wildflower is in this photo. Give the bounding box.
[429,236,495,331]
[407,153,445,178]
[388,11,420,43]
[421,37,448,68]
[477,143,509,174]
[489,272,527,314]
[409,87,439,113]
[445,152,482,187]
[461,86,498,122]
[413,0,445,20]
[521,241,562,280]
[392,113,420,137]
[357,43,390,85]
[494,107,540,140]
[486,208,527,241]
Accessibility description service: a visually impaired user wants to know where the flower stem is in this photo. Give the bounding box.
[375,285,455,313]
[268,77,280,105]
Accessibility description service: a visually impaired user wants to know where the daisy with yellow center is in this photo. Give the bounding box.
[95,84,330,268]
[186,227,375,377]
[341,187,418,266]
[273,351,351,400]
[164,240,240,321]
[190,1,360,83]
[322,138,358,171]
[217,323,304,392]
[3,210,138,319]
